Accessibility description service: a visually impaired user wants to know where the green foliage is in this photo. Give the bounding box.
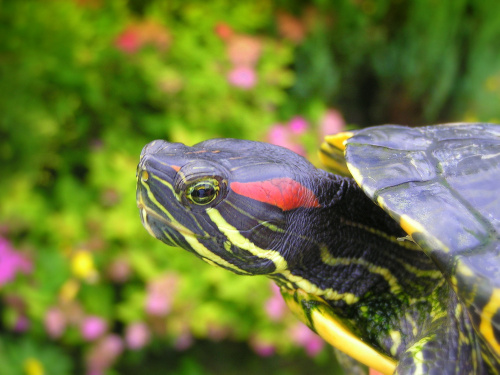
[0,0,499,374]
[289,0,500,124]
[0,336,73,375]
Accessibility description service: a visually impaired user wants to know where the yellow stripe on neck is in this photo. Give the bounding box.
[140,180,248,274]
[320,246,402,294]
[206,208,288,269]
[207,208,359,304]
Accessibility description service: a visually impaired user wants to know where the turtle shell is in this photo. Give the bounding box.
[322,123,500,364]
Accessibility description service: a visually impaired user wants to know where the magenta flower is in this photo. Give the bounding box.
[125,322,151,350]
[145,273,178,316]
[13,314,30,332]
[320,109,345,137]
[3,294,29,332]
[45,307,67,339]
[227,66,257,89]
[264,283,287,321]
[81,316,108,341]
[289,116,308,134]
[0,237,32,286]
[289,323,324,357]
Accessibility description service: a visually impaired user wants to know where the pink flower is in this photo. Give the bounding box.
[114,29,141,54]
[320,109,345,137]
[264,283,287,321]
[45,307,67,339]
[289,116,308,134]
[277,11,306,43]
[228,66,257,89]
[86,334,124,375]
[125,322,151,350]
[249,336,275,357]
[0,237,32,286]
[63,301,85,325]
[145,293,171,316]
[81,316,108,341]
[267,124,288,145]
[227,35,262,66]
[101,334,124,356]
[114,21,170,54]
[214,23,234,41]
[107,258,132,283]
[267,123,306,156]
[145,273,178,316]
[289,323,324,357]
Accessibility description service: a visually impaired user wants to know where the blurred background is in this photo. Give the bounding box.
[1,0,500,374]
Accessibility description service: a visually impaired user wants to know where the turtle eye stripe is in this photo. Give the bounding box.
[230,178,321,211]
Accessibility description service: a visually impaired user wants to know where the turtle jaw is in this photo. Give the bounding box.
[136,171,192,249]
[136,192,197,248]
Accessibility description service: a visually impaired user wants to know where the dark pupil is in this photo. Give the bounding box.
[194,185,213,199]
[189,182,217,204]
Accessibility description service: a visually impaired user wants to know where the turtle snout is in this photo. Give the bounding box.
[138,140,188,180]
[140,140,188,159]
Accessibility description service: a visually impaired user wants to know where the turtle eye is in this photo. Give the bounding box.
[186,179,219,205]
[173,161,229,208]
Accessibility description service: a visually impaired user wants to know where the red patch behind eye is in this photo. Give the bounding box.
[230,178,321,211]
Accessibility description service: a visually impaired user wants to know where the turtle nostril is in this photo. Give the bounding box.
[141,170,149,182]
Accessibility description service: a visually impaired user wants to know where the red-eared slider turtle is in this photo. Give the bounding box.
[136,123,500,374]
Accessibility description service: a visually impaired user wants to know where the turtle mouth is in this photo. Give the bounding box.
[137,194,209,246]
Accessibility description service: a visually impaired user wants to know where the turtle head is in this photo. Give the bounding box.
[136,138,322,275]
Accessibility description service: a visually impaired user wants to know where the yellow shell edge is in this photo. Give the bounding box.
[324,131,355,152]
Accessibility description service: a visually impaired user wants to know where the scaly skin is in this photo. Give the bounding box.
[136,138,487,374]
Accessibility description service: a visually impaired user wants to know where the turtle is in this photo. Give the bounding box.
[136,123,500,374]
